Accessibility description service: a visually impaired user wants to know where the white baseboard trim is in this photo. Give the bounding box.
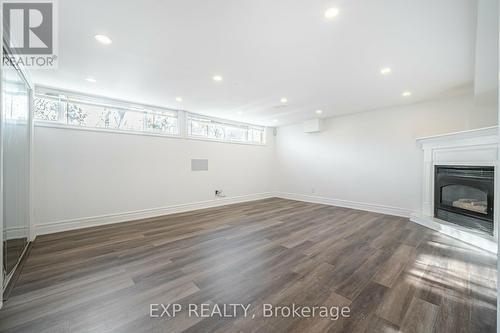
[32,192,495,254]
[34,192,274,236]
[410,212,497,254]
[274,192,412,218]
[5,226,29,239]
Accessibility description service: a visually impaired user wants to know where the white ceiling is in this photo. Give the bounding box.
[31,0,479,126]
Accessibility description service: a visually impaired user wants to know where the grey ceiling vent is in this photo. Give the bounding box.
[191,159,208,171]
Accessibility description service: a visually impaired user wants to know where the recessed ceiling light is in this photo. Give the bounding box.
[324,7,339,19]
[85,78,96,83]
[175,97,183,102]
[94,34,112,45]
[273,119,278,123]
[213,75,223,82]
[237,111,243,115]
[402,91,412,97]
[280,97,288,104]
[380,67,392,75]
[316,109,323,115]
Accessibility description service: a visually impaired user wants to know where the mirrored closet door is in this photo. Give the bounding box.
[2,47,32,288]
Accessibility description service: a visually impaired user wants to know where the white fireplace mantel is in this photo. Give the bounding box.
[410,126,498,253]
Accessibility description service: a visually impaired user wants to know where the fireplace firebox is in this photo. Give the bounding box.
[434,165,494,235]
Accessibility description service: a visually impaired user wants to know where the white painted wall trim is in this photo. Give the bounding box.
[274,192,412,218]
[416,125,498,147]
[34,192,274,236]
[34,191,414,237]
[5,227,29,239]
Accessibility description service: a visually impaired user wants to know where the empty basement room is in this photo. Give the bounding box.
[0,0,499,332]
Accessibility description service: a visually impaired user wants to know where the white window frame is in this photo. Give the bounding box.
[33,87,268,146]
[34,87,180,138]
[186,112,266,145]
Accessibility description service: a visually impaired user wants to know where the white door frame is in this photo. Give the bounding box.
[0,40,35,308]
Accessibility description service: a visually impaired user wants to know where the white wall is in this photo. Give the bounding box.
[475,0,499,98]
[32,92,498,234]
[33,127,275,233]
[274,93,497,215]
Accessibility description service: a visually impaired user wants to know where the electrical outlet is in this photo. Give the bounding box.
[215,190,225,197]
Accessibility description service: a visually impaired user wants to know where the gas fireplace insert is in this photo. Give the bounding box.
[434,165,494,235]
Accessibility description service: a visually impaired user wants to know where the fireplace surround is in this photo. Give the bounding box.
[411,126,498,253]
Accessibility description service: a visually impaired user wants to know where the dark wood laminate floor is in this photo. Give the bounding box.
[4,238,28,274]
[0,198,496,333]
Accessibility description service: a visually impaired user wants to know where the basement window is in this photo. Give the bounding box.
[187,113,266,144]
[34,89,179,136]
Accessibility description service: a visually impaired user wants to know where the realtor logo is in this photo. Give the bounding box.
[3,0,58,68]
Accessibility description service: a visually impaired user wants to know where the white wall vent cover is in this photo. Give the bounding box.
[191,159,208,171]
[303,119,322,133]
